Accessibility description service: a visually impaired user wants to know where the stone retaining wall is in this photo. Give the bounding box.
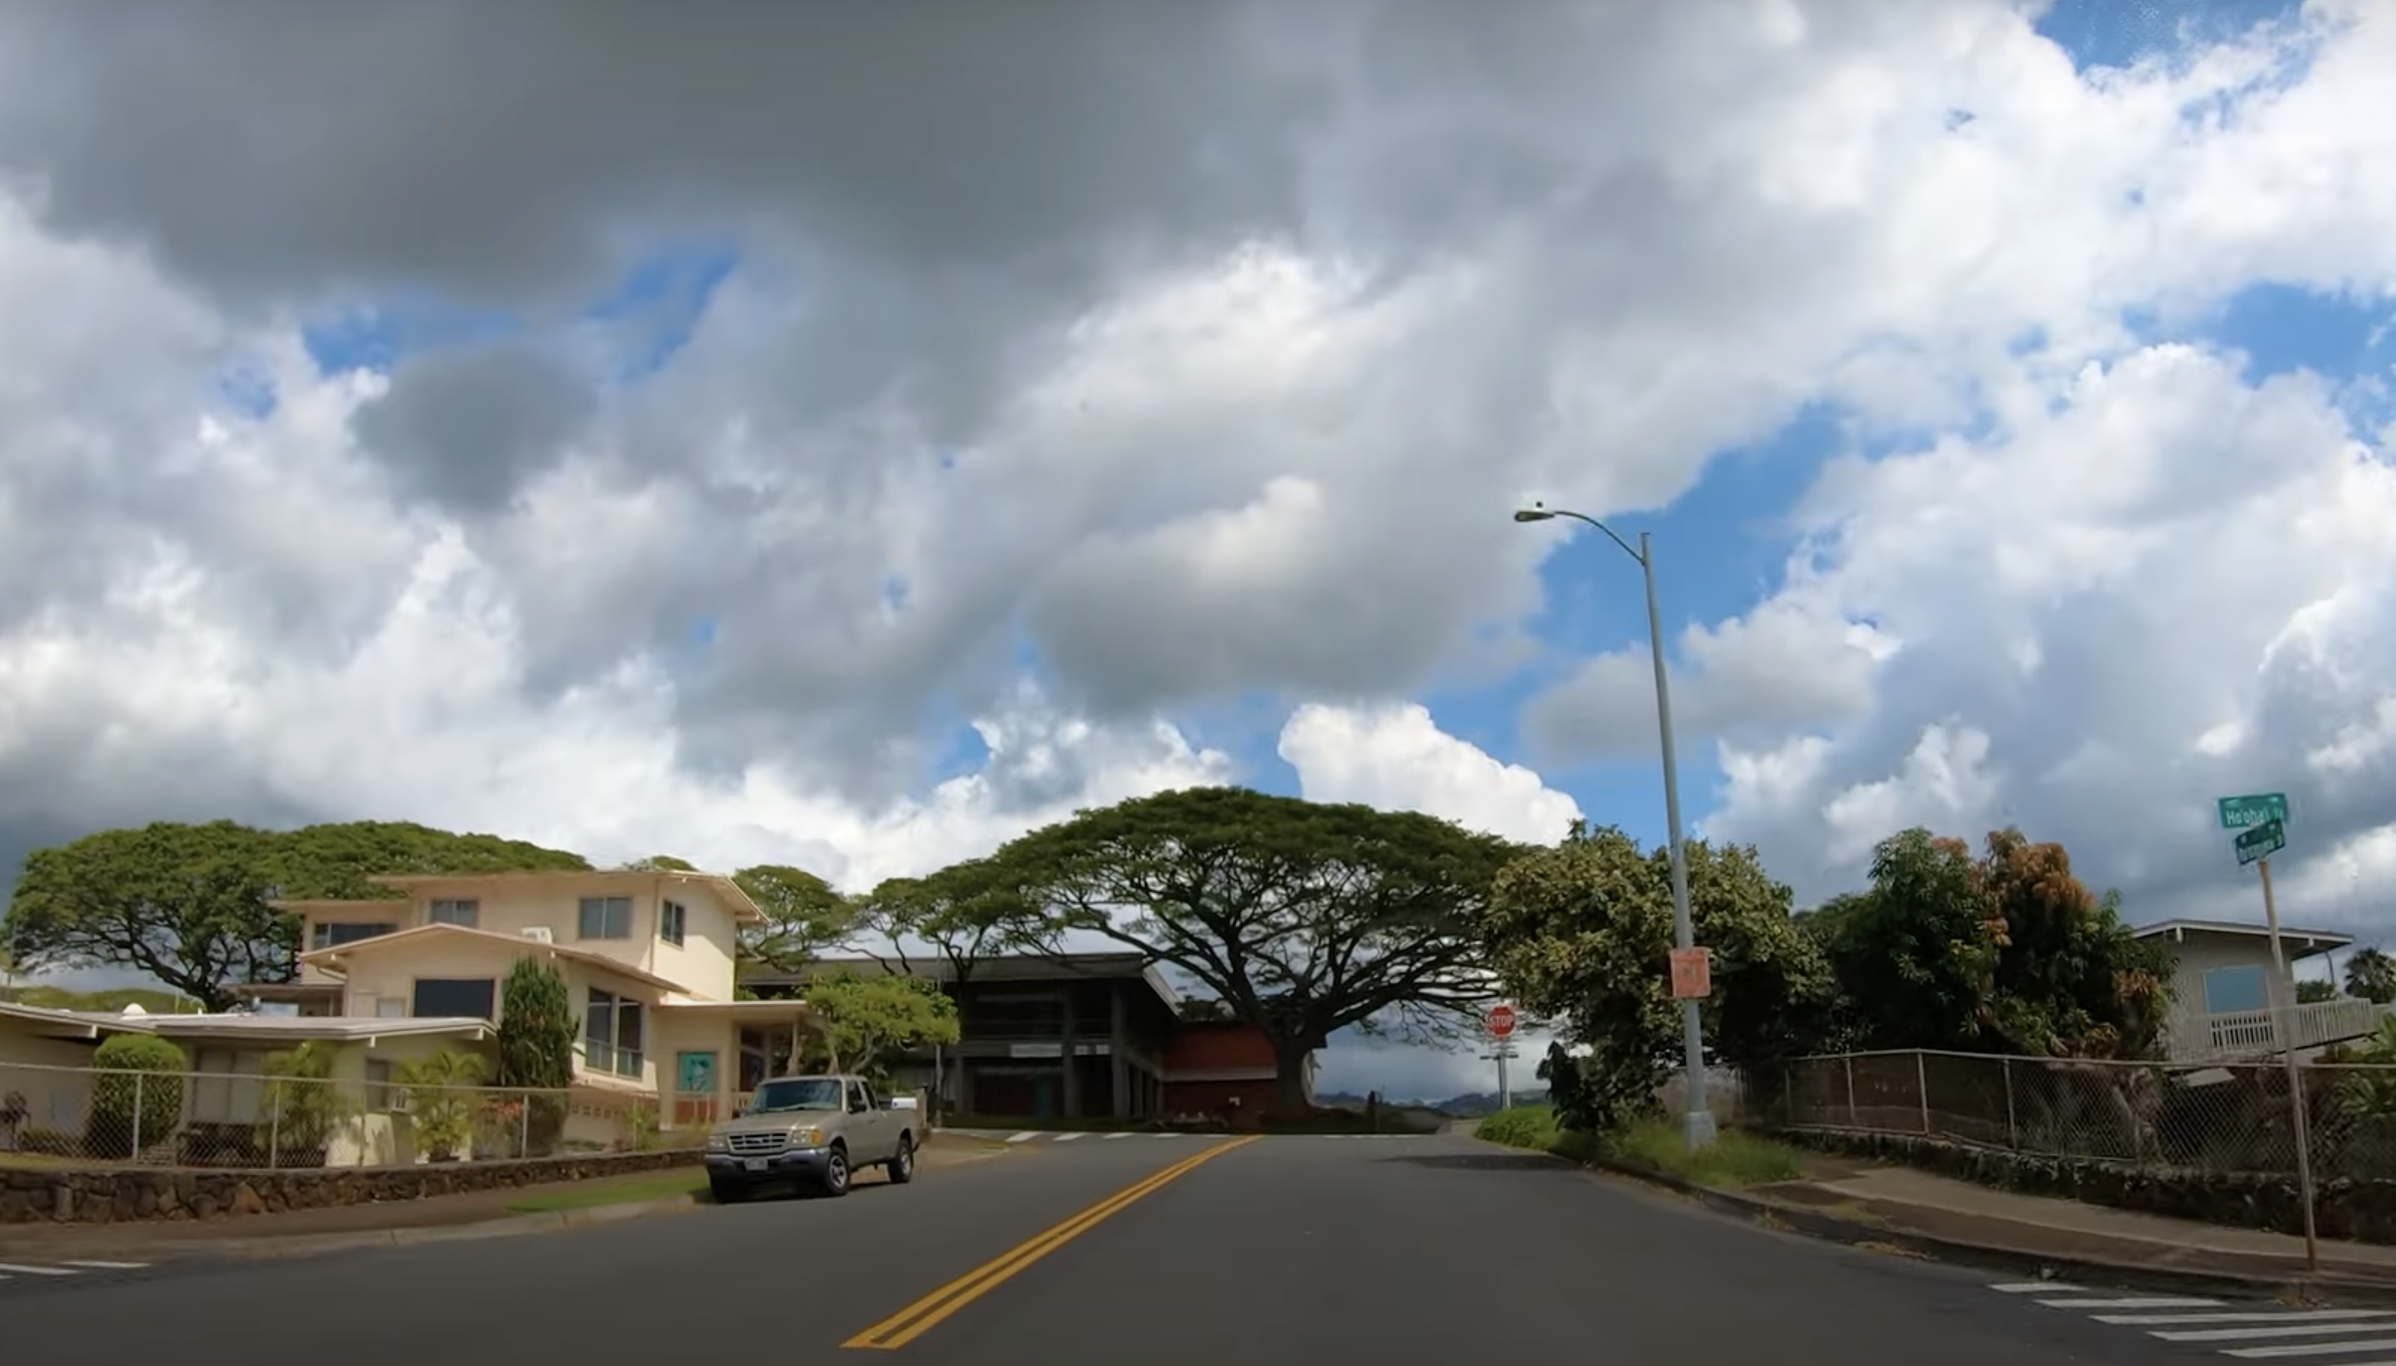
[0,1148,701,1225]
[1773,1126,2396,1246]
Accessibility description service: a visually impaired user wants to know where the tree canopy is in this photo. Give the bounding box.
[2,819,588,1010]
[856,856,1054,983]
[995,786,1526,1112]
[2348,948,2396,1006]
[1482,820,1837,1132]
[732,863,861,973]
[1800,826,2171,1059]
[800,970,961,1082]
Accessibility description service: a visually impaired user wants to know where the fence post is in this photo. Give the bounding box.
[520,1091,532,1158]
[2003,1057,2017,1149]
[1782,1063,1794,1125]
[1916,1051,1931,1135]
[129,1072,143,1160]
[268,1083,281,1169]
[1844,1054,1858,1128]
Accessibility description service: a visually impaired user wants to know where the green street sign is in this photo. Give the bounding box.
[2218,793,2289,829]
[2234,817,2286,866]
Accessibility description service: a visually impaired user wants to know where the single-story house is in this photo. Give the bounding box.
[2138,918,2386,1061]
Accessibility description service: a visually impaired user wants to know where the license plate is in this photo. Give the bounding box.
[743,1158,767,1172]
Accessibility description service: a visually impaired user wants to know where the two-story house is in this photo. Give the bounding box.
[233,868,812,1150]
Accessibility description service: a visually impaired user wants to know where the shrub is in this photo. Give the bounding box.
[1475,1104,1559,1151]
[398,1049,489,1161]
[18,1126,78,1156]
[496,958,575,1156]
[86,1034,187,1158]
[260,1040,356,1165]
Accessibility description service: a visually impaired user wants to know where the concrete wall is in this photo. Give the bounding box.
[0,1028,107,1136]
[1,1148,698,1225]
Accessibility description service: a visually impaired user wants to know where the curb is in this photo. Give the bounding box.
[1548,1145,2396,1307]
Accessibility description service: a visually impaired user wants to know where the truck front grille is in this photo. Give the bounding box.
[728,1132,788,1156]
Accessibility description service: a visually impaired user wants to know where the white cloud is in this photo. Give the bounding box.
[1703,346,2396,925]
[1,4,2395,1096]
[1278,703,1580,845]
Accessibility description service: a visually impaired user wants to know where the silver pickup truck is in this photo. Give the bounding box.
[703,1073,923,1201]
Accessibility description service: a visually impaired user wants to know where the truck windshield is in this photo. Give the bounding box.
[748,1078,844,1114]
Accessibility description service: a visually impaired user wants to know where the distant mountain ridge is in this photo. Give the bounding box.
[1316,1088,1548,1117]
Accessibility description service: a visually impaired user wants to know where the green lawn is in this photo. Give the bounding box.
[505,1168,709,1214]
[1475,1104,1803,1188]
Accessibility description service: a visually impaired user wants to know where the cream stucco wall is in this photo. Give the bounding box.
[649,881,741,1002]
[332,934,522,1020]
[0,1024,110,1133]
[300,873,747,1002]
[167,1030,499,1166]
[2160,932,2305,1013]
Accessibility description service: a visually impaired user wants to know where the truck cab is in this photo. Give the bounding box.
[703,1073,921,1202]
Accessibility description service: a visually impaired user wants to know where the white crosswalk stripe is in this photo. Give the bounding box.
[0,1258,150,1284]
[1993,1280,2396,1364]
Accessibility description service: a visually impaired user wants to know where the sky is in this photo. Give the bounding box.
[1,0,2392,1103]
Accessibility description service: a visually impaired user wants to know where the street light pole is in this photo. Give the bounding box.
[1515,503,1717,1152]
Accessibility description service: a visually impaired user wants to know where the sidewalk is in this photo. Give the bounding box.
[1742,1154,2396,1291]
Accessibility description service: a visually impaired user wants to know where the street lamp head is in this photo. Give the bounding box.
[1512,503,1556,523]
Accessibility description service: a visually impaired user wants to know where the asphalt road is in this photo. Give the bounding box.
[0,1132,2350,1365]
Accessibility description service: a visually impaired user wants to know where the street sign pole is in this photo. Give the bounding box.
[2259,852,2320,1272]
[1486,1005,1519,1111]
[2218,792,2316,1272]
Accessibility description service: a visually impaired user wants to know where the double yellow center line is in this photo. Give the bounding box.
[842,1135,1261,1350]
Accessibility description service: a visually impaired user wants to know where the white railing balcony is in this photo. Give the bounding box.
[2167,995,2387,1060]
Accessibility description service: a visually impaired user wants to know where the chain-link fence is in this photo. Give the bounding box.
[1746,1049,2396,1182]
[0,1060,660,1168]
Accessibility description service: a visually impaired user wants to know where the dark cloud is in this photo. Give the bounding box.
[350,341,592,514]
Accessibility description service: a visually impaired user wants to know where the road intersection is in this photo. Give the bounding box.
[0,1132,2349,1365]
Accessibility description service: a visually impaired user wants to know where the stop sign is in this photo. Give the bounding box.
[1487,1005,1518,1038]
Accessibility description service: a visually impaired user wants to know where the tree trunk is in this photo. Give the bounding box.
[1269,1040,1314,1117]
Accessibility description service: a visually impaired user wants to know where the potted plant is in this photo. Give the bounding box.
[397,1049,489,1163]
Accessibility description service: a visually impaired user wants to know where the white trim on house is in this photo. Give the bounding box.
[142,1015,492,1045]
[2136,918,2352,959]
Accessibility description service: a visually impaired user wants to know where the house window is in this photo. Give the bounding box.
[428,899,480,928]
[2204,964,2270,1015]
[585,988,644,1077]
[578,896,633,940]
[309,921,397,951]
[412,978,498,1020]
[660,899,687,947]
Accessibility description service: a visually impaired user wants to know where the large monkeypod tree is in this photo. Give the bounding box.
[995,787,1527,1115]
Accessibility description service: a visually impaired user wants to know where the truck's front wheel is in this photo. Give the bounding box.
[818,1143,851,1198]
[709,1177,746,1205]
